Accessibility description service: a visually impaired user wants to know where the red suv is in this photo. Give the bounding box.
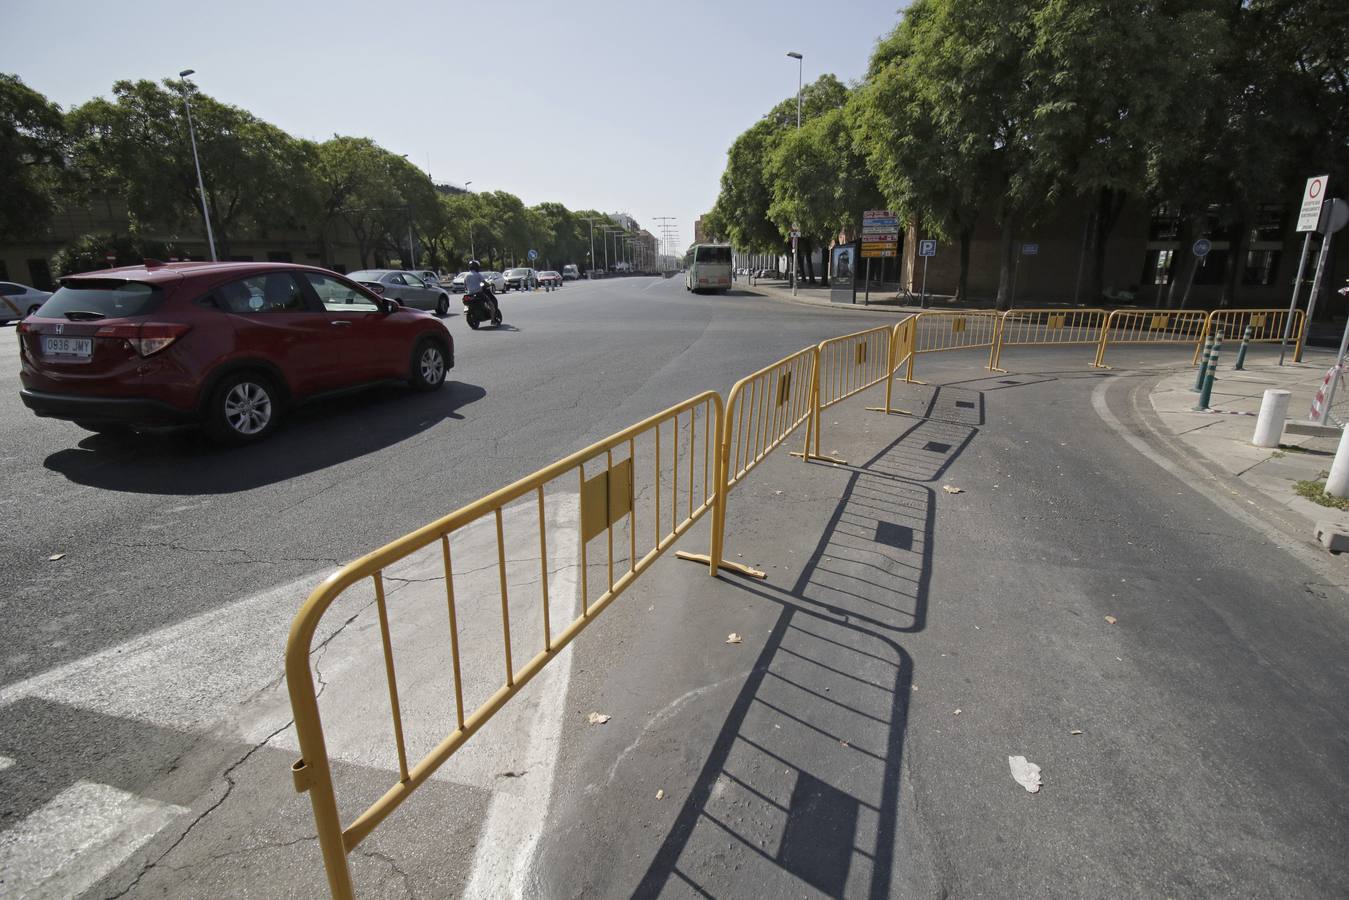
[18,261,454,443]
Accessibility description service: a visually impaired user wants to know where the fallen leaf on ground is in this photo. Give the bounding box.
[726,633,742,644]
[655,789,665,800]
[1104,615,1118,625]
[1008,755,1042,793]
[587,712,611,725]
[942,485,964,494]
[953,708,962,716]
[1070,730,1083,736]
[47,553,64,561]
[841,740,850,747]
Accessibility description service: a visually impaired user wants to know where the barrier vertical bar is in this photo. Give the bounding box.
[535,490,551,653]
[441,535,465,727]
[373,572,410,783]
[495,509,513,686]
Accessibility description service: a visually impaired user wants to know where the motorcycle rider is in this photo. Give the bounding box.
[462,259,500,321]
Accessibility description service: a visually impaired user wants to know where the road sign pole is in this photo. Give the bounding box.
[921,255,929,309]
[864,257,871,306]
[1011,251,1021,308]
[1304,230,1335,342]
[1279,232,1314,365]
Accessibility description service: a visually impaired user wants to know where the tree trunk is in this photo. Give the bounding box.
[1220,217,1248,309]
[820,239,829,287]
[804,240,815,283]
[995,216,1016,311]
[1087,188,1127,303]
[1165,214,1195,309]
[956,226,972,303]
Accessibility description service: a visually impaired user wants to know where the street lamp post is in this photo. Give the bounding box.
[177,69,217,262]
[787,51,803,295]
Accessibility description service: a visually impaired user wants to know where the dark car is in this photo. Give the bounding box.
[18,261,453,443]
[502,268,537,292]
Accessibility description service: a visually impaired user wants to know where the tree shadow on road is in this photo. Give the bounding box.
[41,381,486,495]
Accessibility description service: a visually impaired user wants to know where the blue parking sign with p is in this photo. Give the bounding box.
[918,240,937,257]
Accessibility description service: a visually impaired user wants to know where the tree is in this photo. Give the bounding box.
[766,105,881,285]
[66,79,312,258]
[1027,0,1225,303]
[712,74,854,274]
[0,73,67,240]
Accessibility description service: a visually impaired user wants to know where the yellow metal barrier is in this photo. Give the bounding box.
[905,311,1003,382]
[677,348,816,579]
[1094,309,1209,368]
[1192,308,1306,365]
[793,325,894,465]
[989,308,1108,371]
[286,391,722,899]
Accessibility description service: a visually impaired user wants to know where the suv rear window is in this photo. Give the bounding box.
[39,281,163,319]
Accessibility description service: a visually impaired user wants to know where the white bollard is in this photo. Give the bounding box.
[1327,425,1349,498]
[1251,389,1291,448]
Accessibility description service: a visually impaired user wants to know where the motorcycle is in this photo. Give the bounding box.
[461,287,502,330]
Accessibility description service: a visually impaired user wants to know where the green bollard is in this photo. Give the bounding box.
[1193,335,1214,391]
[1195,334,1221,410]
[1234,324,1253,370]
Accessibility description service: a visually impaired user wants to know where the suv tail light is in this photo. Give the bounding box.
[96,322,191,357]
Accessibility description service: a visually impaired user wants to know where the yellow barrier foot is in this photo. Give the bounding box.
[987,366,1009,374]
[904,378,929,386]
[865,406,913,415]
[788,451,849,465]
[674,552,768,579]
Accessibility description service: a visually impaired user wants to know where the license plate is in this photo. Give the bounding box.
[42,336,93,359]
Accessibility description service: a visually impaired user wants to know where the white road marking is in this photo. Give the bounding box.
[0,780,188,899]
[0,570,350,731]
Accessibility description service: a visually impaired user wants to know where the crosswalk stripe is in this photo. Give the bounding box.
[0,780,189,899]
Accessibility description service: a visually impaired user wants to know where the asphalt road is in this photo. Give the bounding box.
[1,275,1347,898]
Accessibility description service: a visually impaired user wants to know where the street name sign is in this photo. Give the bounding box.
[862,209,899,259]
[1298,175,1329,232]
[1022,243,1039,256]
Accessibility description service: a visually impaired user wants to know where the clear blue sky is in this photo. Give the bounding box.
[7,0,904,257]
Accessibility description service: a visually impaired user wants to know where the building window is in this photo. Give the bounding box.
[1192,249,1228,285]
[1149,204,1181,241]
[1243,249,1280,286]
[1145,249,1174,285]
[1201,206,1235,242]
[1249,204,1285,243]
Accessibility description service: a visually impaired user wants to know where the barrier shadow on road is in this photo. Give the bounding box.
[40,381,487,495]
[634,408,976,897]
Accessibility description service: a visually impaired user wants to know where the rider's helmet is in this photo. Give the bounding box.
[469,259,481,271]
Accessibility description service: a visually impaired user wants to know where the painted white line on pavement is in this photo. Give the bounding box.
[0,570,341,731]
[462,498,580,898]
[0,780,188,899]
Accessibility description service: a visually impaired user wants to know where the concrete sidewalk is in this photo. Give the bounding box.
[740,278,922,314]
[1149,353,1348,535]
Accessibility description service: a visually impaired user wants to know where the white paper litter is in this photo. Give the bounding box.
[1008,755,1042,793]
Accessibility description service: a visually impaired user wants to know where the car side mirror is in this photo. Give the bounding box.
[381,298,400,314]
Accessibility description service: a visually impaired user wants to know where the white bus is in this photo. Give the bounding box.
[684,243,733,294]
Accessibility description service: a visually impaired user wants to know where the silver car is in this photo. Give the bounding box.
[0,281,52,323]
[449,270,507,294]
[348,269,452,316]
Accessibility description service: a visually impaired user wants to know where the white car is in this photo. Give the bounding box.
[0,281,52,323]
[450,271,506,294]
